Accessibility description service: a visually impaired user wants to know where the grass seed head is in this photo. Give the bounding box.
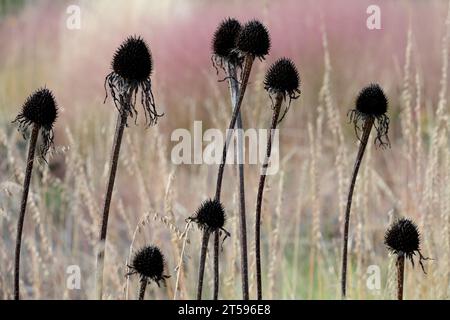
[236,20,270,59]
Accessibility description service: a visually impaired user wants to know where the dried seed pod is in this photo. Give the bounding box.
[128,245,169,287]
[190,199,227,233]
[236,20,270,59]
[13,88,58,159]
[348,83,390,147]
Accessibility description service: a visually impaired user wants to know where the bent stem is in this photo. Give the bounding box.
[340,117,374,299]
[226,61,249,300]
[96,111,128,300]
[211,55,254,300]
[138,280,147,300]
[14,123,40,300]
[214,55,255,200]
[255,93,283,300]
[396,254,405,300]
[197,230,211,300]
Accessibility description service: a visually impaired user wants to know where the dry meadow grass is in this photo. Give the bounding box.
[0,0,449,299]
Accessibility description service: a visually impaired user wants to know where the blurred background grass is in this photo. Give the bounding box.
[0,0,449,299]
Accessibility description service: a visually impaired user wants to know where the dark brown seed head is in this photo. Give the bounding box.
[129,245,167,285]
[236,20,270,58]
[356,83,388,116]
[16,88,58,130]
[264,58,300,98]
[190,199,226,232]
[112,36,153,82]
[385,218,420,256]
[212,17,242,59]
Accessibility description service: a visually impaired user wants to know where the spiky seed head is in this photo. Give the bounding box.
[236,20,270,58]
[130,245,165,283]
[112,36,153,82]
[17,88,58,130]
[356,83,388,116]
[264,58,300,97]
[385,218,421,257]
[212,18,242,58]
[191,199,226,232]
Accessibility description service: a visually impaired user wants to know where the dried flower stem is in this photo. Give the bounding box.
[213,230,220,300]
[397,254,405,300]
[14,123,40,300]
[341,116,374,298]
[255,93,284,300]
[197,230,211,300]
[210,55,254,300]
[96,111,128,300]
[215,55,255,200]
[226,61,249,300]
[138,280,147,300]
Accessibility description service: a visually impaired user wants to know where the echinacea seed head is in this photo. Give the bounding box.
[212,17,242,59]
[264,58,300,98]
[112,36,153,82]
[130,245,166,284]
[384,218,430,272]
[13,88,58,160]
[356,83,388,116]
[191,199,226,232]
[385,218,420,257]
[18,88,58,130]
[236,20,270,58]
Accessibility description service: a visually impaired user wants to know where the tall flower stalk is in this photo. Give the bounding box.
[212,17,249,300]
[189,199,228,300]
[340,84,390,298]
[255,58,300,299]
[12,88,58,300]
[127,245,169,300]
[384,218,430,300]
[206,19,270,300]
[96,36,162,299]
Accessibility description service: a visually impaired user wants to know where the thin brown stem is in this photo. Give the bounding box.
[96,111,128,300]
[226,61,249,300]
[197,230,211,300]
[138,280,147,300]
[213,230,220,300]
[397,254,405,300]
[214,55,254,200]
[340,117,374,299]
[210,56,254,300]
[14,123,40,300]
[255,93,283,300]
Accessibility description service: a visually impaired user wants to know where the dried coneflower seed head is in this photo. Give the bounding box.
[385,218,429,272]
[190,199,226,232]
[212,18,242,59]
[348,83,390,147]
[128,245,169,286]
[236,20,270,59]
[264,58,300,99]
[356,83,388,117]
[105,35,162,126]
[13,88,58,158]
[112,36,153,82]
